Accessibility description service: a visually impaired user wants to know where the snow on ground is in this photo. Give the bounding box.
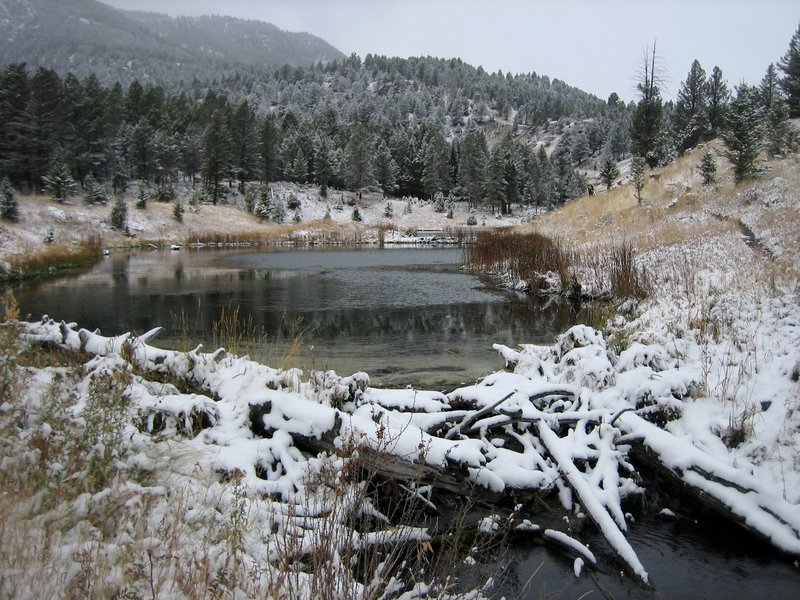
[2,144,800,595]
[0,184,535,267]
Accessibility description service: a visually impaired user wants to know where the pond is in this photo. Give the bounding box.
[13,246,584,389]
[11,245,797,597]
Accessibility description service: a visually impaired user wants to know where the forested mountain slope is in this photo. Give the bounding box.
[0,0,343,85]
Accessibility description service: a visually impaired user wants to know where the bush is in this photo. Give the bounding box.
[153,184,176,203]
[110,197,128,231]
[351,207,362,222]
[83,174,107,205]
[0,176,18,221]
[173,199,184,223]
[286,194,301,210]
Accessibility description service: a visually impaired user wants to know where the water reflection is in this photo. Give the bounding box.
[13,247,586,388]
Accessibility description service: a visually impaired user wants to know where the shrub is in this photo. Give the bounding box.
[153,184,176,203]
[83,174,107,205]
[173,199,184,222]
[110,197,128,231]
[0,176,18,221]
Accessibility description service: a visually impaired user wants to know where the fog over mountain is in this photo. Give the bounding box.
[0,0,344,86]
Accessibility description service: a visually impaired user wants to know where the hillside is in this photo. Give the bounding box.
[0,0,343,85]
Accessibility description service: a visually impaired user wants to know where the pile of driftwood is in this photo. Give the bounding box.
[20,318,800,585]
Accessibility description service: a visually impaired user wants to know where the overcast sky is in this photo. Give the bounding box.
[102,0,798,102]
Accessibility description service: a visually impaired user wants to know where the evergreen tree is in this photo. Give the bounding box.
[230,100,256,193]
[0,176,18,221]
[25,67,63,191]
[83,173,107,205]
[485,145,508,214]
[43,156,77,203]
[343,125,374,192]
[173,199,184,222]
[551,138,584,202]
[706,66,731,135]
[630,156,646,204]
[110,196,128,231]
[135,185,148,209]
[257,115,281,183]
[202,109,231,205]
[759,63,781,108]
[599,156,620,190]
[457,131,488,209]
[422,133,449,200]
[674,60,710,154]
[778,21,800,117]
[0,64,31,186]
[285,144,308,183]
[535,145,556,207]
[630,43,669,167]
[373,141,398,197]
[255,187,272,220]
[313,135,334,197]
[760,64,793,156]
[720,84,764,182]
[112,171,128,197]
[699,150,717,185]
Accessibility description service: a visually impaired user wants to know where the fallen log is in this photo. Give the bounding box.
[536,420,649,584]
[619,412,800,558]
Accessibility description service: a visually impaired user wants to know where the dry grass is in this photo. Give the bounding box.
[1,235,103,282]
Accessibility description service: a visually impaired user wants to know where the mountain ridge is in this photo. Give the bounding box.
[0,0,345,85]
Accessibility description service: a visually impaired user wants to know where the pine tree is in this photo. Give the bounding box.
[0,176,18,221]
[313,136,334,198]
[135,186,149,209]
[83,173,107,205]
[0,64,31,186]
[374,141,397,197]
[343,125,374,192]
[707,66,731,135]
[258,115,280,184]
[230,100,256,193]
[778,21,800,117]
[674,60,710,154]
[630,156,646,204]
[43,157,77,203]
[26,67,63,191]
[255,187,272,220]
[110,196,128,231]
[720,85,764,182]
[485,146,508,214]
[202,109,232,205]
[631,43,670,167]
[599,156,620,190]
[457,131,488,209]
[760,64,793,156]
[173,199,184,223]
[699,150,717,185]
[422,133,449,200]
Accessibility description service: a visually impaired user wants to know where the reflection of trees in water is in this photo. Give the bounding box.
[17,274,589,347]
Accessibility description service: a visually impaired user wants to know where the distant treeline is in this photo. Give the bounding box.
[2,33,798,212]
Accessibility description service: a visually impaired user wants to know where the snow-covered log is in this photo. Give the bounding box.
[15,316,800,585]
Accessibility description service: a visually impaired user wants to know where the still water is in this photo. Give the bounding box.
[12,246,798,597]
[14,246,582,389]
